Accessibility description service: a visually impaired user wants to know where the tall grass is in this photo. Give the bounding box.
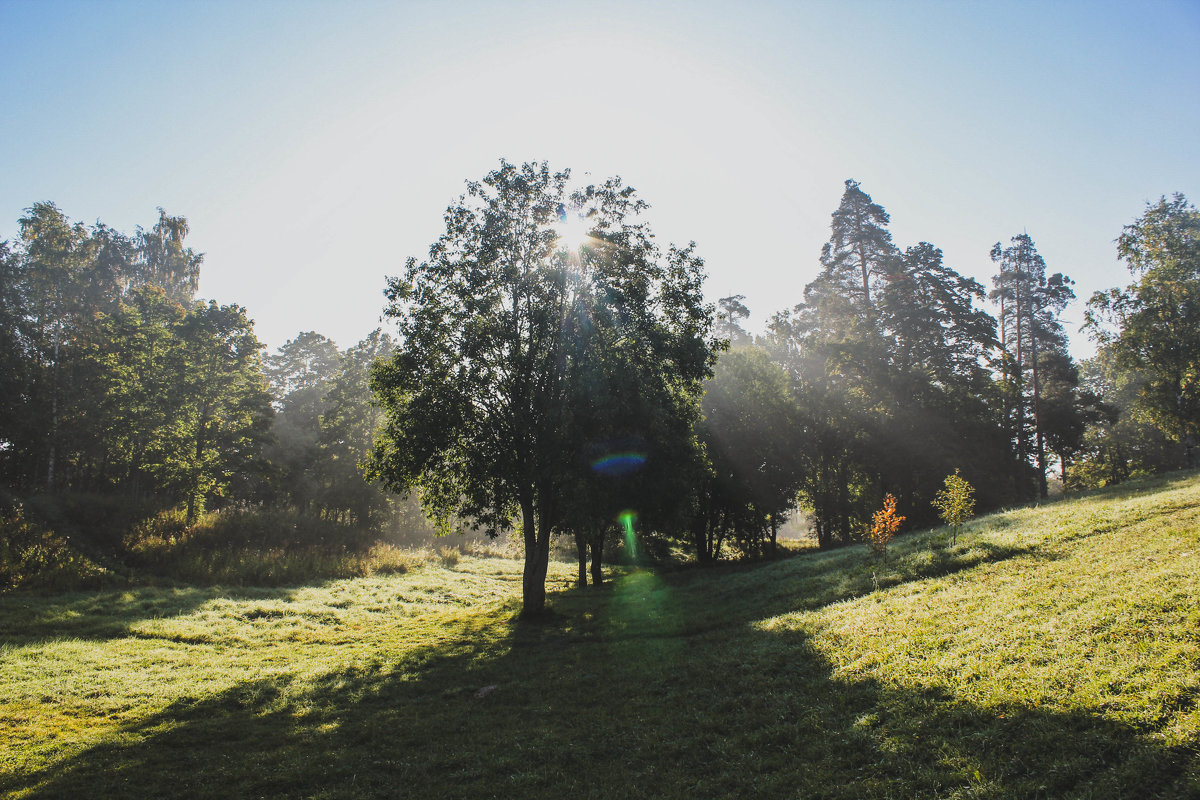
[124,508,433,585]
[1,501,443,591]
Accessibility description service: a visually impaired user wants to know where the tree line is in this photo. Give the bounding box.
[0,203,422,541]
[368,165,1199,613]
[2,168,1197,615]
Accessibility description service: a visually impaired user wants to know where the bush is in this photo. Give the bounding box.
[0,506,111,592]
[4,496,445,588]
[26,492,166,554]
[868,494,905,557]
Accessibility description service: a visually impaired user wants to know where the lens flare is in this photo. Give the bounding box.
[619,510,637,561]
[590,452,647,476]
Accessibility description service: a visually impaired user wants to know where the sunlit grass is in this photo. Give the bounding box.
[2,472,1198,798]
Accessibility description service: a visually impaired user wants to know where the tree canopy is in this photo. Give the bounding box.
[4,178,1197,594]
[1086,193,1200,468]
[369,161,720,613]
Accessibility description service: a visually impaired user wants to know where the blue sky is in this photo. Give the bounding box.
[3,0,1198,359]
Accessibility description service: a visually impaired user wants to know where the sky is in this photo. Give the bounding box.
[3,0,1198,361]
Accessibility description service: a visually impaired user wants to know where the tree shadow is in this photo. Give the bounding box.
[0,584,308,645]
[8,567,1196,799]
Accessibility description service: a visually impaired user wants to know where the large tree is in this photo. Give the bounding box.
[694,346,805,560]
[370,161,717,614]
[812,179,899,333]
[1085,193,1200,468]
[263,331,343,514]
[769,180,1009,545]
[317,329,397,527]
[171,301,274,522]
[990,233,1075,498]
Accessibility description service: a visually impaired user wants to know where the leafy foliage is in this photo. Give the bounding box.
[0,204,272,519]
[694,346,804,560]
[370,161,719,612]
[766,179,1009,548]
[1086,193,1200,469]
[990,233,1078,497]
[868,493,905,555]
[932,470,976,545]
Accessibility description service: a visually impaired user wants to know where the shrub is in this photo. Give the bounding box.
[932,470,976,545]
[0,506,111,591]
[868,494,905,557]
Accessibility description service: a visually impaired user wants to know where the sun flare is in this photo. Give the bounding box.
[555,213,590,253]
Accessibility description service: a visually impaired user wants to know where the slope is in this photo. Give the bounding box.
[1,472,1198,798]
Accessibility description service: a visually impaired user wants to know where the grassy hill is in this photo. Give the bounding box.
[2,472,1198,798]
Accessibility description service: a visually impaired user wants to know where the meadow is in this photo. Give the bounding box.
[2,473,1198,798]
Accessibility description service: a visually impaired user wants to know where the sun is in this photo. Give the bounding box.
[555,212,590,253]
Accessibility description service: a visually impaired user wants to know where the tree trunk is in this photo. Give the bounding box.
[694,496,714,563]
[186,419,207,525]
[520,496,547,615]
[1178,379,1197,469]
[1031,333,1048,499]
[574,531,587,587]
[714,509,726,560]
[47,337,60,493]
[770,514,778,557]
[589,528,603,586]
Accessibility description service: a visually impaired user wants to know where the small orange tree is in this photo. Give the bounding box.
[868,493,905,557]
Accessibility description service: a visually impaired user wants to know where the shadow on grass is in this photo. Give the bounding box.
[0,584,303,645]
[1057,467,1200,507]
[7,567,1196,800]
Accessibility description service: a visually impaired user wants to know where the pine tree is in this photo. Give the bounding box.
[991,234,1074,498]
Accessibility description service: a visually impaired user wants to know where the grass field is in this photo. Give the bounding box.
[2,473,1198,798]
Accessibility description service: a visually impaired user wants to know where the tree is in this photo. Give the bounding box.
[317,330,396,527]
[370,161,717,614]
[694,346,804,560]
[813,179,899,332]
[1036,348,1093,481]
[932,470,975,545]
[717,294,751,347]
[0,241,32,478]
[132,209,203,302]
[88,286,189,495]
[171,302,274,522]
[991,233,1075,498]
[13,202,102,492]
[868,493,904,556]
[1086,194,1200,468]
[1063,352,1178,490]
[763,311,874,548]
[264,332,343,514]
[763,180,902,548]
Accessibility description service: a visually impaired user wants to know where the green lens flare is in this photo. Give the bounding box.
[619,510,637,561]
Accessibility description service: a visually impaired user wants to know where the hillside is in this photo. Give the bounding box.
[2,472,1198,798]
